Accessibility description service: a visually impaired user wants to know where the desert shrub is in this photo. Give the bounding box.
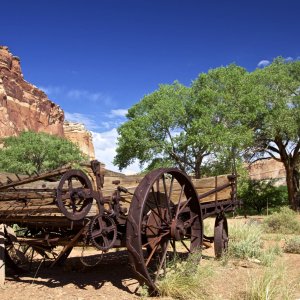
[227,223,264,260]
[245,264,297,300]
[157,251,213,299]
[263,207,300,234]
[238,179,288,214]
[226,223,281,266]
[284,236,300,254]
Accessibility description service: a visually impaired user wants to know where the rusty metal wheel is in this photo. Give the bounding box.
[89,214,117,252]
[214,214,228,258]
[56,170,93,221]
[126,168,203,293]
[4,227,72,274]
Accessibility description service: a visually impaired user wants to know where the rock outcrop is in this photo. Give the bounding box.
[0,46,95,160]
[247,158,286,186]
[63,121,95,160]
[0,46,64,137]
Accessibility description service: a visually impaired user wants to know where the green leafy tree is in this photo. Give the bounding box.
[247,58,300,210]
[114,66,252,178]
[114,82,213,178]
[0,131,87,173]
[191,64,254,176]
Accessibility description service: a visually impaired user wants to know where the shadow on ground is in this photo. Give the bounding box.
[5,250,139,295]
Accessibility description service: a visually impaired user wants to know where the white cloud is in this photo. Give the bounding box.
[65,112,100,130]
[257,60,270,68]
[38,86,112,105]
[91,129,141,174]
[65,108,128,132]
[284,56,293,62]
[109,109,128,118]
[66,89,112,105]
[39,85,63,95]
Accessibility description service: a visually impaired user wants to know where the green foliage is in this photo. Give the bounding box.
[0,131,87,173]
[247,58,300,209]
[157,251,213,300]
[115,66,253,178]
[263,207,300,234]
[284,236,300,254]
[191,64,253,152]
[238,179,288,213]
[114,82,195,172]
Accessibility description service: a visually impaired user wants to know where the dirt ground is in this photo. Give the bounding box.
[2,217,300,300]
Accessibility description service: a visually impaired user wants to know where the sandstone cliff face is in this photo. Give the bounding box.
[0,46,64,137]
[0,46,95,160]
[247,158,286,186]
[63,121,95,160]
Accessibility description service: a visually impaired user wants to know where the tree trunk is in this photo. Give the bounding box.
[284,164,298,210]
[194,160,202,179]
[275,138,299,211]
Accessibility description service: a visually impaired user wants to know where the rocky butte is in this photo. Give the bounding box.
[0,46,95,160]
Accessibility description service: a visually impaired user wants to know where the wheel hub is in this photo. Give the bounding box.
[170,219,186,241]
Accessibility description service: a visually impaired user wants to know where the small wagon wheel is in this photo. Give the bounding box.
[5,227,72,274]
[56,170,93,221]
[126,168,203,293]
[214,213,228,258]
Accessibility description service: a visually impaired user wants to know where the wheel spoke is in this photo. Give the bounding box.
[154,240,170,283]
[180,240,190,253]
[143,231,169,253]
[92,229,103,238]
[145,243,159,266]
[103,236,109,247]
[177,197,192,216]
[175,184,185,219]
[170,238,176,254]
[162,175,172,221]
[151,186,162,219]
[106,225,115,233]
[145,203,169,226]
[169,176,174,203]
[183,214,198,228]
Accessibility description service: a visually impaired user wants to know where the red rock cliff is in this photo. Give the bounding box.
[0,46,64,137]
[63,121,95,160]
[0,46,95,160]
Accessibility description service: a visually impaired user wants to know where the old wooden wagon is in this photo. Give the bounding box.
[0,160,238,293]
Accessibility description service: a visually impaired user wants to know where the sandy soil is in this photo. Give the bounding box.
[2,217,300,300]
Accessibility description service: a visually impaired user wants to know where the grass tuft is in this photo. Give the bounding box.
[245,264,297,300]
[157,251,213,300]
[227,223,263,260]
[224,222,282,266]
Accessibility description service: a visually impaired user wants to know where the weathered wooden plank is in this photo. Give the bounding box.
[0,165,71,190]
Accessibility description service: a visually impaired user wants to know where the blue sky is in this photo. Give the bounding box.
[1,0,299,173]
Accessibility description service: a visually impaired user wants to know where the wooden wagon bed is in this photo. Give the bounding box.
[0,164,235,228]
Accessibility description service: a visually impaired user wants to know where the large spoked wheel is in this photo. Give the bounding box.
[56,170,93,221]
[214,213,228,258]
[126,168,203,293]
